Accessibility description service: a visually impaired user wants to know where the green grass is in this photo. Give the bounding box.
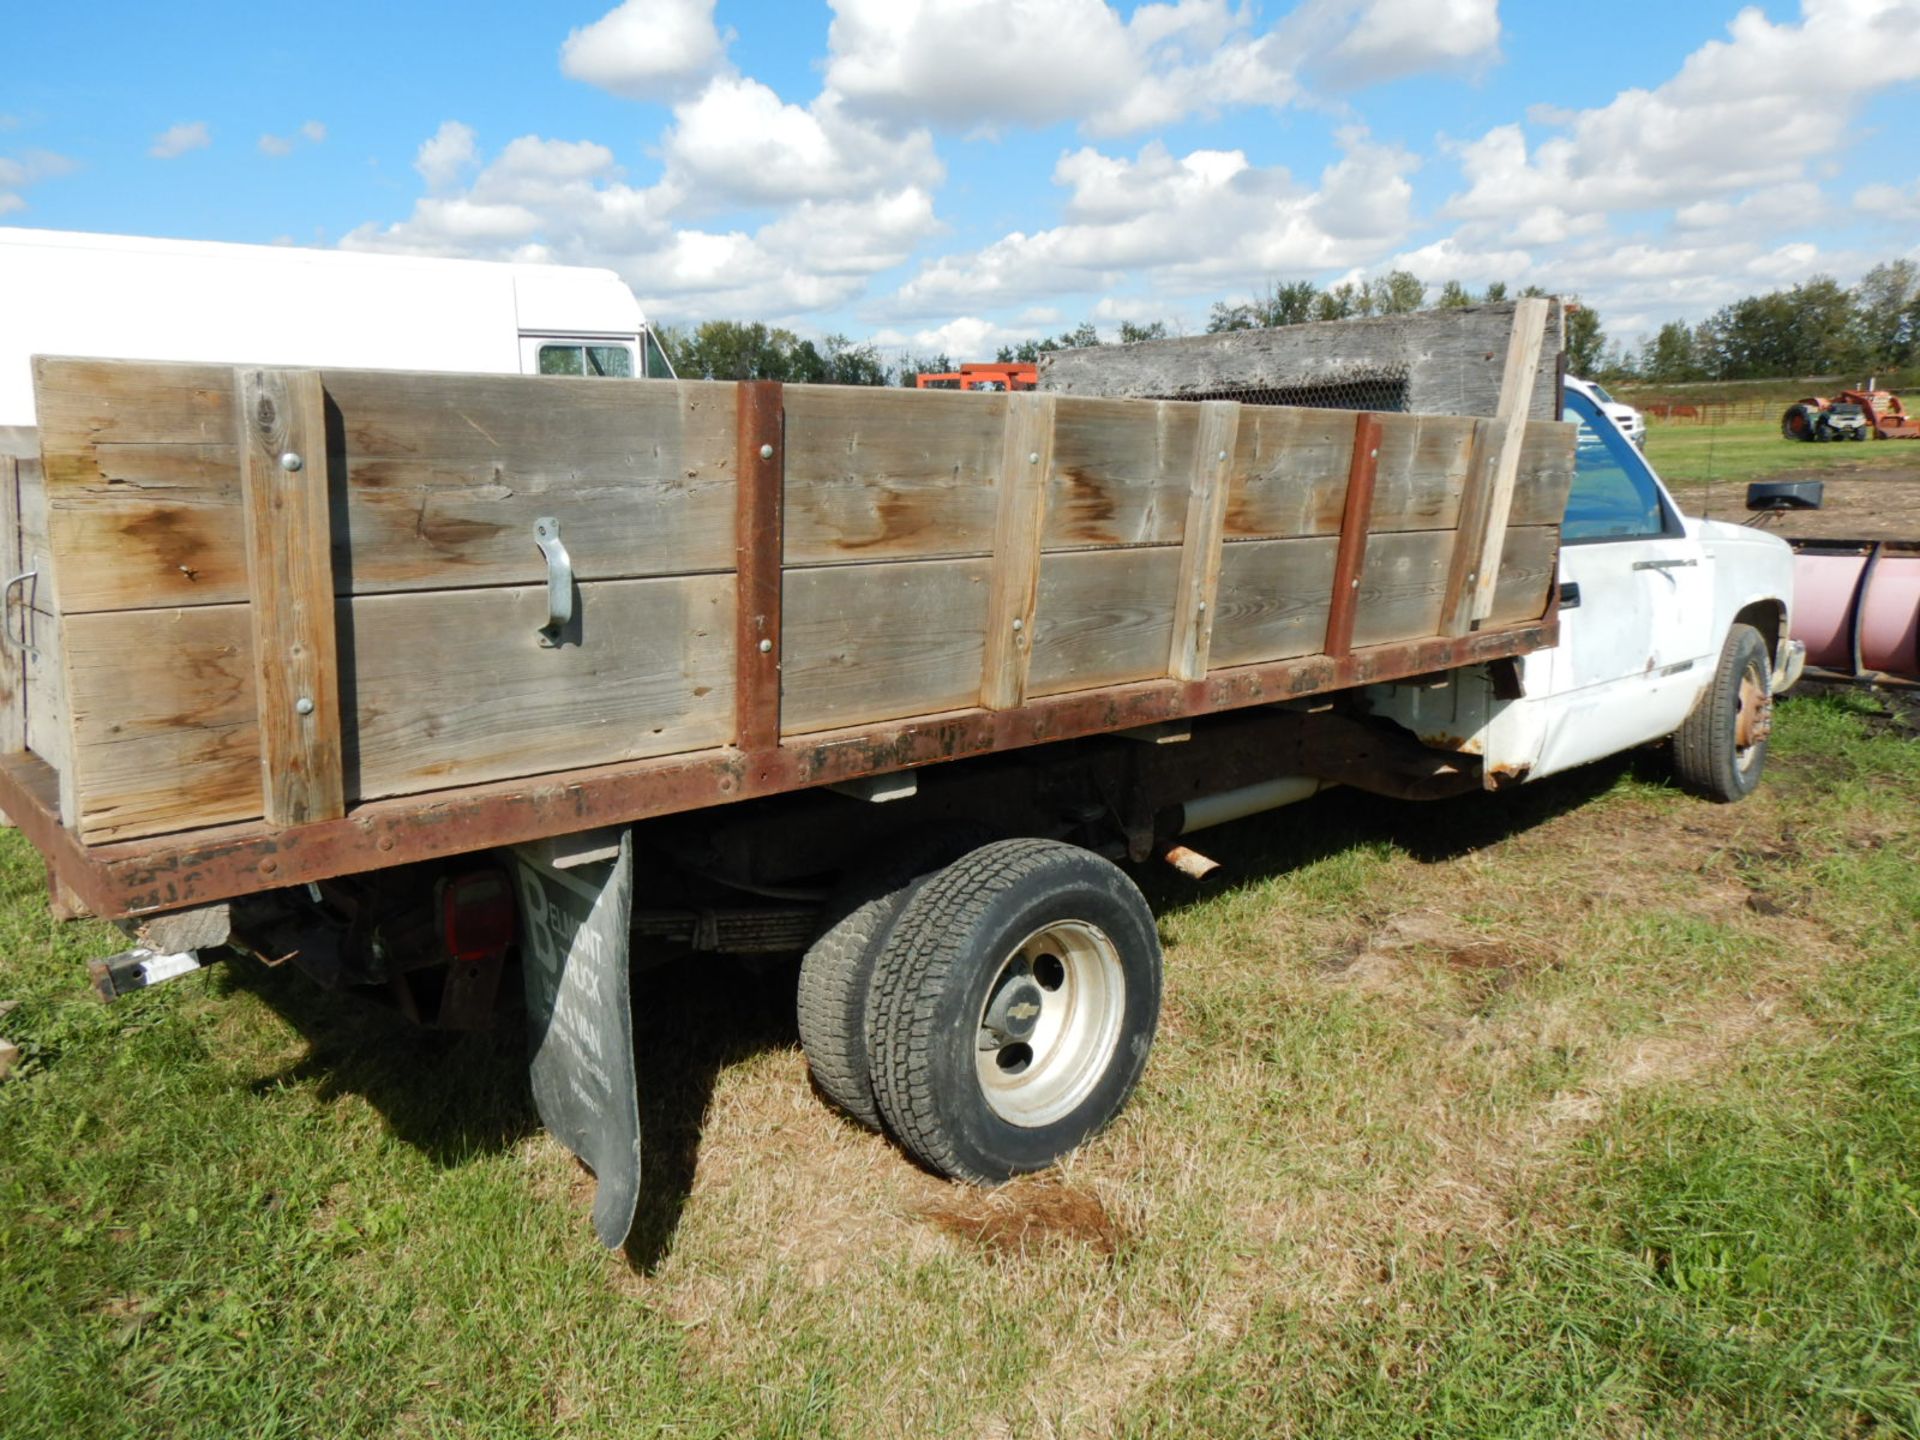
[1643,416,1920,488]
[4,692,1919,1437]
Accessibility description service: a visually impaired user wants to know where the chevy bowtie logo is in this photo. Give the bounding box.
[1008,1001,1041,1022]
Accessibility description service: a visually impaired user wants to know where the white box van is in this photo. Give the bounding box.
[0,227,673,444]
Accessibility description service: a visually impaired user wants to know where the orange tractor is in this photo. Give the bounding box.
[1781,386,1920,442]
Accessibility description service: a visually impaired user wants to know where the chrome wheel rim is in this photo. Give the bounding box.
[974,920,1125,1128]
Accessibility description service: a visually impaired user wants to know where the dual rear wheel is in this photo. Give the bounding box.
[797,838,1162,1183]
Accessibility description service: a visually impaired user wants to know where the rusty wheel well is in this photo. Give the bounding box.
[1733,600,1783,659]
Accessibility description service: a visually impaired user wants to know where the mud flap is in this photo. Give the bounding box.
[510,831,641,1249]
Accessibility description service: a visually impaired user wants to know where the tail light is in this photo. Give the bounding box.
[440,869,517,964]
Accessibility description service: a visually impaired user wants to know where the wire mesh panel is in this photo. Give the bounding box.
[1154,366,1412,413]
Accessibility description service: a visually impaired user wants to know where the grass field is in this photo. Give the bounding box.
[4,692,1920,1438]
[1643,417,1920,488]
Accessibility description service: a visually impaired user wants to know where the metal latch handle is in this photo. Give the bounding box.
[534,518,573,647]
[2,570,38,657]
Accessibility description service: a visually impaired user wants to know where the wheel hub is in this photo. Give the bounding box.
[983,978,1046,1044]
[974,923,1126,1128]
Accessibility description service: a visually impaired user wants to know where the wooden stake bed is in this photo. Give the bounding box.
[1,325,1574,919]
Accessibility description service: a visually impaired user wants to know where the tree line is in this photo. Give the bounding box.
[656,258,1918,388]
[1628,261,1917,383]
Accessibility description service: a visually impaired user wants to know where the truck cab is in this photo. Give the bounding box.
[1372,374,1804,795]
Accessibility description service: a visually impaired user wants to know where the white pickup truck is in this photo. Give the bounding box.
[1371,374,1804,801]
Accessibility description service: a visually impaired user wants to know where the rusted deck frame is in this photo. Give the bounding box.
[734,381,785,753]
[1322,412,1382,659]
[0,617,1552,920]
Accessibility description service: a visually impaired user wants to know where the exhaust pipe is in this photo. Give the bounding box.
[1177,776,1325,835]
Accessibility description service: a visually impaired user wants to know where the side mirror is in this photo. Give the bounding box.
[1747,480,1824,512]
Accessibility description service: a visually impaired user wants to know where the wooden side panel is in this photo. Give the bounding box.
[1209,538,1340,669]
[62,577,736,842]
[25,606,73,826]
[782,558,990,736]
[327,370,738,593]
[1,455,20,764]
[347,577,735,799]
[1224,409,1568,541]
[1044,396,1197,549]
[1354,525,1559,650]
[33,360,741,613]
[1028,547,1182,698]
[64,603,259,841]
[783,386,1004,564]
[237,369,344,826]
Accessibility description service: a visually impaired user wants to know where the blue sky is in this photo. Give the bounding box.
[4,1,1918,358]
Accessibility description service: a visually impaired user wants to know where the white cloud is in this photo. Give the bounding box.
[826,0,1299,136]
[560,0,728,101]
[657,77,941,212]
[415,120,479,190]
[1312,0,1501,86]
[1857,178,1920,223]
[1445,0,1920,232]
[149,121,211,159]
[260,119,328,157]
[885,131,1418,318]
[0,148,75,212]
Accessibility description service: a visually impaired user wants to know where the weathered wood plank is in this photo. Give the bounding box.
[1029,546,1181,698]
[1356,524,1559,650]
[1224,409,1568,541]
[1037,301,1565,422]
[1323,413,1383,659]
[63,602,259,841]
[237,369,344,826]
[346,577,735,799]
[1209,537,1339,669]
[784,385,1004,564]
[24,606,73,827]
[1167,402,1239,680]
[1,456,21,762]
[782,558,990,735]
[1453,296,1549,628]
[324,369,738,591]
[33,360,740,611]
[62,575,738,842]
[1045,395,1198,548]
[980,393,1055,710]
[735,381,784,752]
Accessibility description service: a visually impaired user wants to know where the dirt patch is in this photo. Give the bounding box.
[1697,469,1920,538]
[921,1177,1126,1258]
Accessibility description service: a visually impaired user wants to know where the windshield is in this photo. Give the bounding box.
[1561,389,1672,542]
[1589,382,1615,405]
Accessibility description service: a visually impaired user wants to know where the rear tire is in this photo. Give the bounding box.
[1782,404,1816,441]
[796,822,992,1129]
[1672,623,1772,803]
[867,839,1162,1184]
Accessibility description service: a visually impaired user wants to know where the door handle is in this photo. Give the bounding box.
[1631,558,1698,572]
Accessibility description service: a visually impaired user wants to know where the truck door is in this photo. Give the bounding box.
[1525,389,1715,778]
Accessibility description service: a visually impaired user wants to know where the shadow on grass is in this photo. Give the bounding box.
[226,947,801,1271]
[215,750,1653,1266]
